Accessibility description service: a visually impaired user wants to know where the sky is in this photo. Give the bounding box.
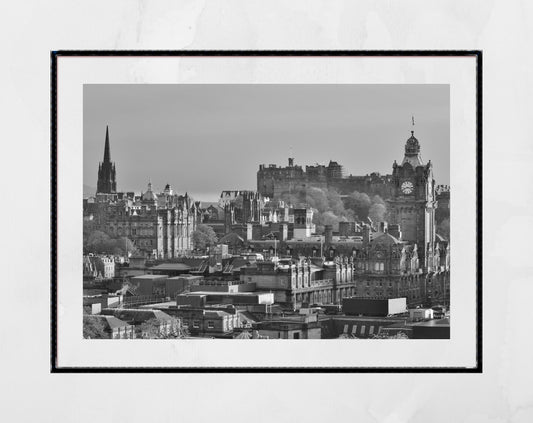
[84,84,449,201]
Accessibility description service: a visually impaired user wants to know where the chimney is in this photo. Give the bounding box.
[280,223,288,241]
[363,224,371,245]
[324,225,333,245]
[288,157,294,167]
[246,223,253,241]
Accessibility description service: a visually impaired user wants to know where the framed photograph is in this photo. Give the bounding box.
[52,50,481,372]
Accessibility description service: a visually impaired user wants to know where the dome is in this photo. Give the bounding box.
[402,131,424,167]
[142,181,155,202]
[405,131,420,155]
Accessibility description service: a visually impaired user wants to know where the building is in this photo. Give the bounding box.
[83,255,115,280]
[101,185,198,258]
[85,127,200,258]
[101,308,177,338]
[257,157,392,199]
[254,314,322,339]
[83,315,135,339]
[129,274,170,296]
[175,291,274,307]
[239,257,357,311]
[411,318,450,339]
[96,126,117,195]
[219,190,267,233]
[388,129,437,271]
[172,307,241,338]
[342,297,407,317]
[321,315,409,339]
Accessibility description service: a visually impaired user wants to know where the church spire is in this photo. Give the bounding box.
[96,125,117,194]
[103,125,111,163]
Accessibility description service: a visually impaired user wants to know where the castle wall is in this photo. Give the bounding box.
[257,162,392,199]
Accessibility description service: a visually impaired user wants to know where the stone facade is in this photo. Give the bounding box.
[388,130,437,271]
[239,258,357,310]
[257,158,392,199]
[99,186,198,259]
[86,129,199,258]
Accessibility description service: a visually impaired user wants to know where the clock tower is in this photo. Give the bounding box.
[388,129,437,271]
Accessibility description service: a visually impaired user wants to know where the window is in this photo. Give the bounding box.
[193,320,200,328]
[360,325,366,336]
[207,321,214,329]
[293,333,300,339]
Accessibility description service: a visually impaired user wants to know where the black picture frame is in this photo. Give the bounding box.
[51,50,482,373]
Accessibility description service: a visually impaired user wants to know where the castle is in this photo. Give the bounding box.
[213,127,450,307]
[257,158,393,199]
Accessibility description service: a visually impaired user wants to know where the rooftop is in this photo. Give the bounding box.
[178,291,266,297]
[167,274,204,280]
[149,263,191,271]
[410,318,450,327]
[131,274,169,280]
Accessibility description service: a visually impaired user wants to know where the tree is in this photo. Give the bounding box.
[85,230,112,254]
[305,187,329,213]
[83,221,138,256]
[140,317,189,339]
[372,331,409,339]
[369,202,387,223]
[112,237,136,256]
[345,191,372,220]
[192,224,218,251]
[83,315,108,339]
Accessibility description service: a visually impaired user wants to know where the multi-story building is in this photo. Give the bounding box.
[388,129,437,271]
[219,190,266,232]
[83,255,115,280]
[239,257,357,311]
[85,128,199,258]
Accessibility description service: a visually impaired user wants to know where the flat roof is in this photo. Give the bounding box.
[139,301,175,309]
[131,274,168,280]
[178,291,270,297]
[167,275,203,280]
[150,263,191,271]
[410,318,450,327]
[319,315,407,323]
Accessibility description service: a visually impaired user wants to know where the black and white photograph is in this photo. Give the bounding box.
[52,52,479,370]
[82,84,451,342]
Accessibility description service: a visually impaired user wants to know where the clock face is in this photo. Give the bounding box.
[401,181,414,194]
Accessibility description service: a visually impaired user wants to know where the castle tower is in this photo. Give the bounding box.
[96,126,117,194]
[387,127,437,271]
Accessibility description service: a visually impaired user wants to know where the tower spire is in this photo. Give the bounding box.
[411,115,415,135]
[96,125,117,194]
[103,125,111,162]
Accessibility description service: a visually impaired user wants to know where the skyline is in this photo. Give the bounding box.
[84,84,450,201]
